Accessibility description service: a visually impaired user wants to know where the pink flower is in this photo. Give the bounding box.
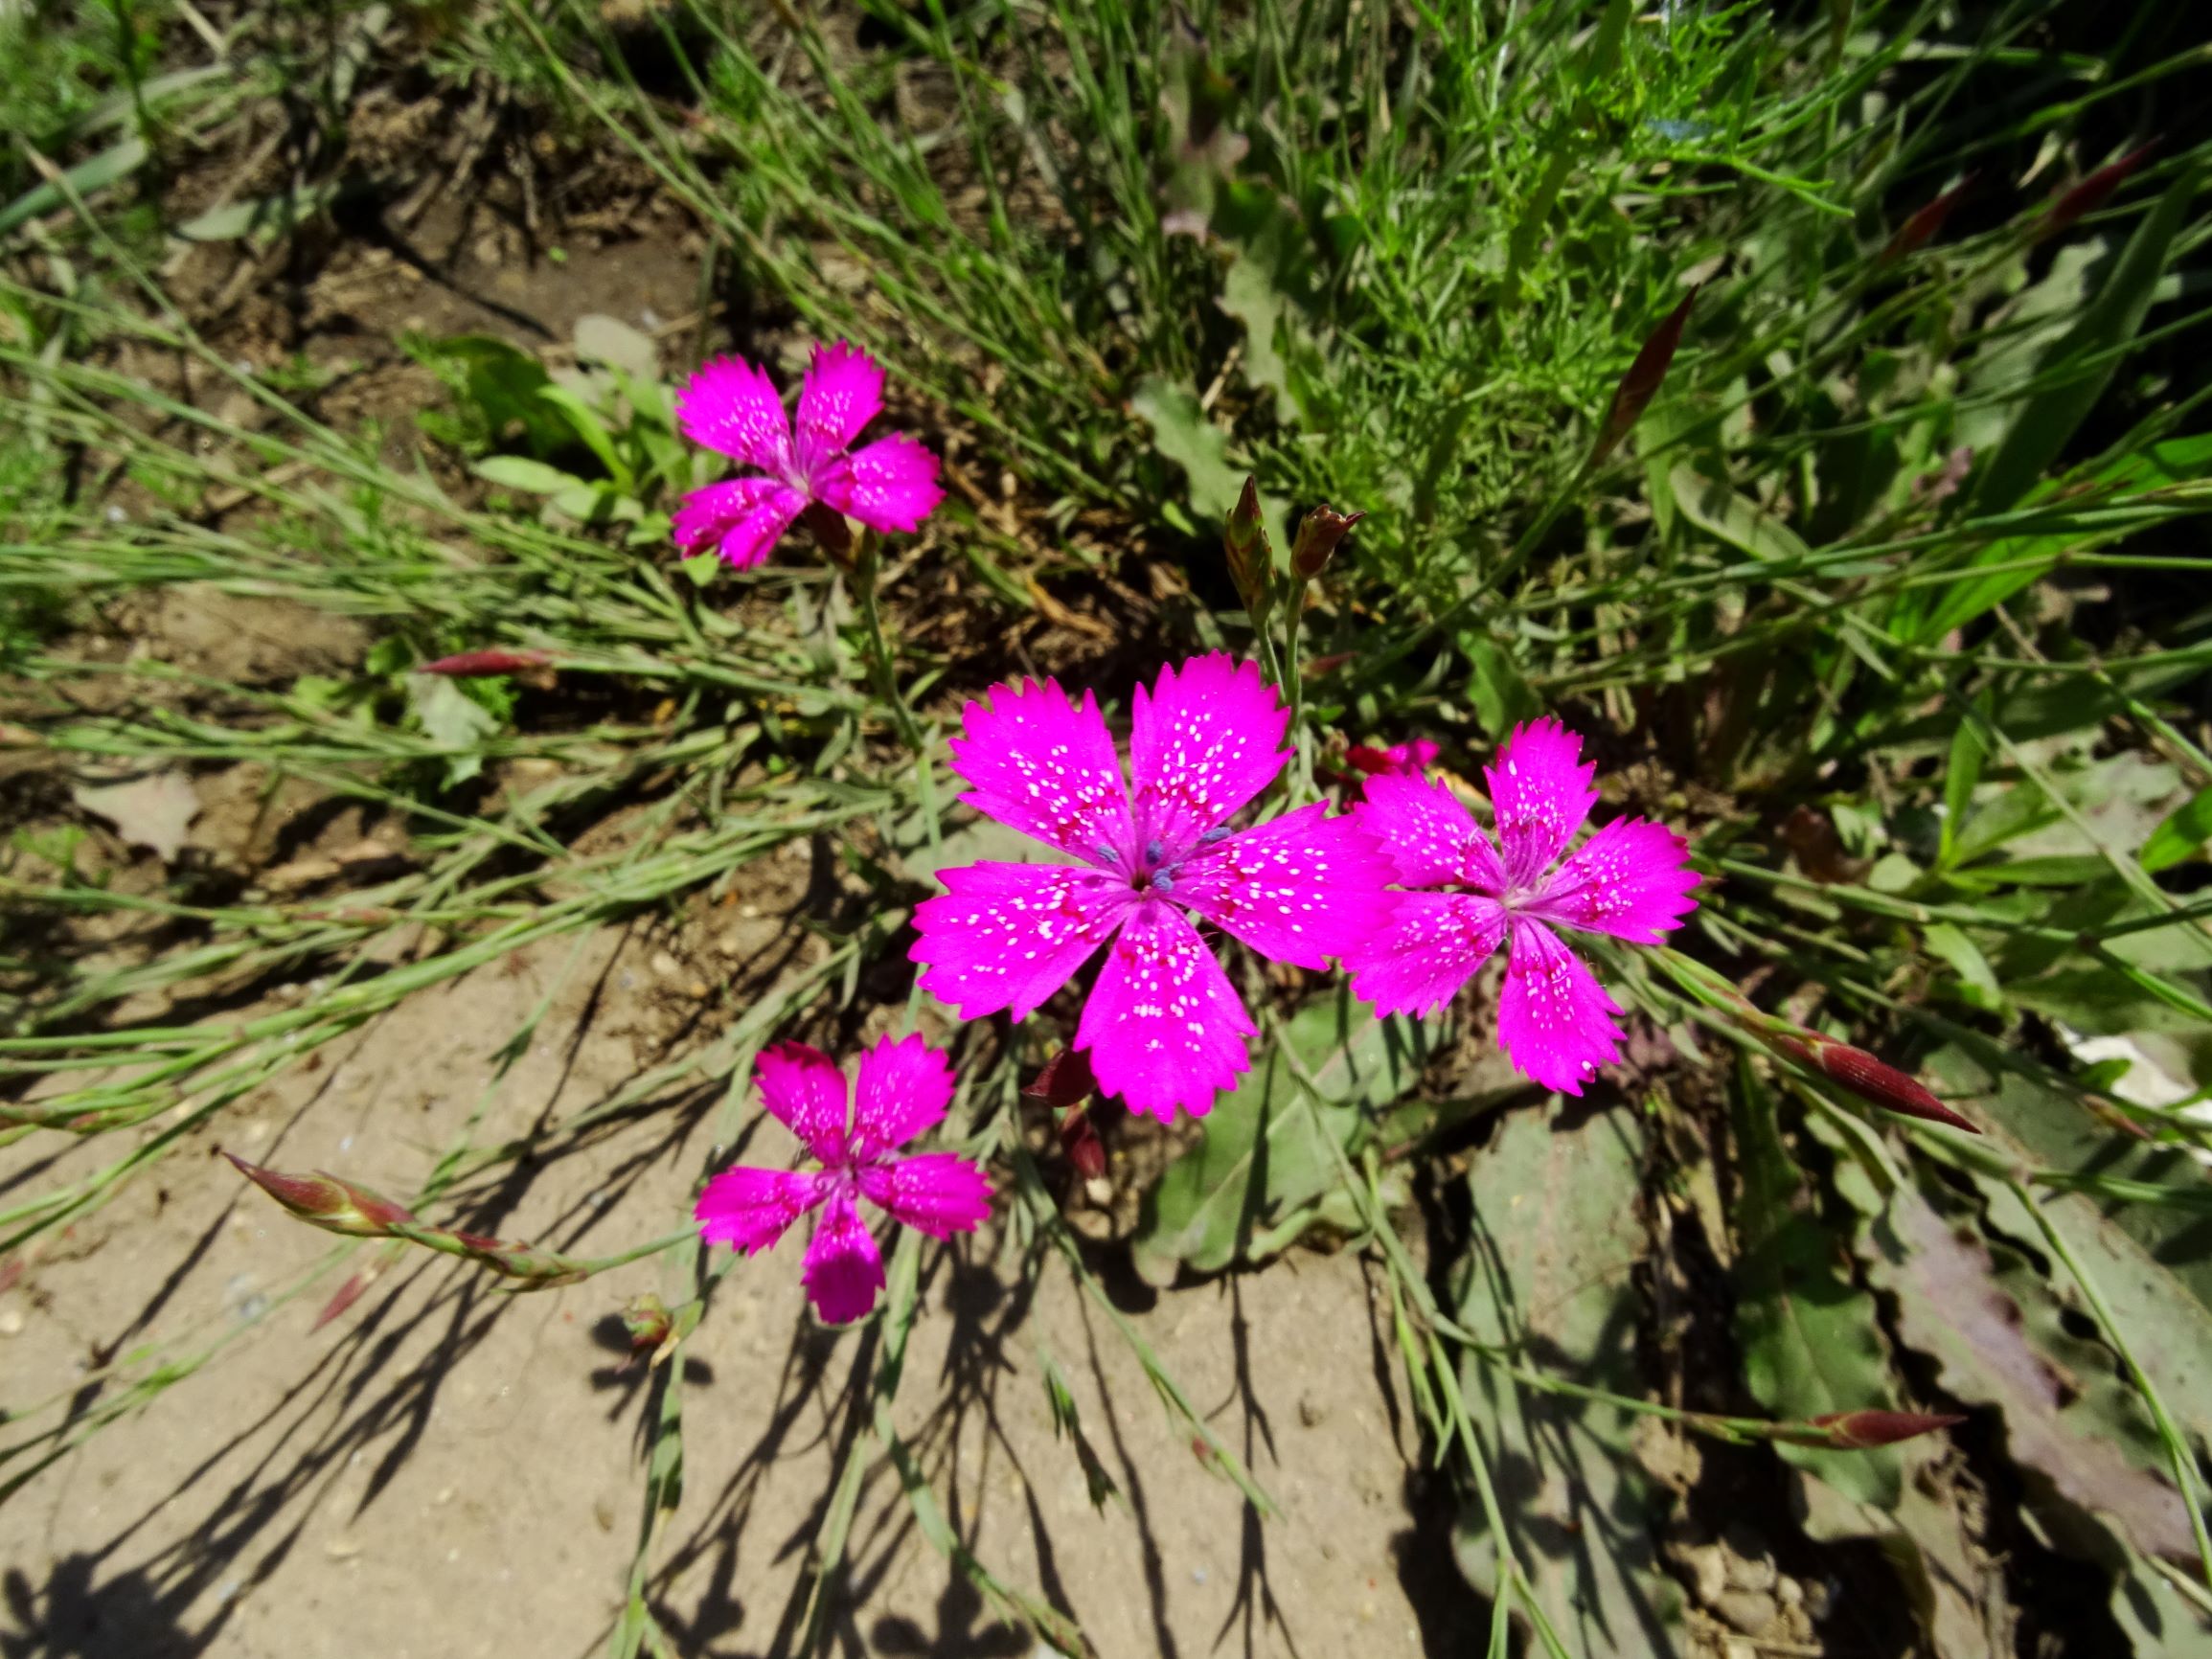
[671,341,945,569]
[1344,717,1699,1095]
[1345,738,1440,778]
[694,1034,990,1324]
[911,654,1395,1123]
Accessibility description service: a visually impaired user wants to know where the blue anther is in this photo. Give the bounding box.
[1152,871,1176,895]
[1199,827,1231,845]
[1145,838,1166,865]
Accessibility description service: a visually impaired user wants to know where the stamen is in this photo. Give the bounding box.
[1152,871,1176,895]
[1199,827,1231,845]
[1145,838,1166,865]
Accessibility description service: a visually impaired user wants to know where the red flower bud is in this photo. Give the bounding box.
[1879,175,1975,264]
[418,649,554,677]
[1023,1048,1098,1111]
[621,1292,674,1360]
[2037,140,2159,244]
[1771,1035,1977,1134]
[1809,1409,1967,1449]
[1289,504,1363,581]
[1060,1108,1107,1181]
[224,1152,420,1235]
[1592,285,1700,466]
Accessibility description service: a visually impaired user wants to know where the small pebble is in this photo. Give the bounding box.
[1298,1397,1325,1428]
[649,950,680,979]
[1715,1588,1779,1635]
[0,1308,24,1337]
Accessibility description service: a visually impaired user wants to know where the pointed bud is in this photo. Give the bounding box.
[1024,1048,1098,1111]
[1289,504,1363,581]
[1060,1107,1107,1181]
[224,1152,418,1235]
[1591,285,1700,466]
[2037,140,2159,244]
[1221,476,1275,626]
[1808,1409,1967,1449]
[419,649,554,678]
[311,1265,379,1331]
[1770,1034,1978,1133]
[1879,175,1976,264]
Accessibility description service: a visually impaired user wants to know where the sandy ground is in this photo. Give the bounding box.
[0,918,1468,1659]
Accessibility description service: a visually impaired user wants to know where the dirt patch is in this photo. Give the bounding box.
[0,924,1446,1659]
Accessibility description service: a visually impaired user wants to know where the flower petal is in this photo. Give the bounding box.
[755,1040,850,1164]
[912,861,1134,1020]
[1129,654,1289,861]
[858,1152,992,1239]
[1076,898,1254,1123]
[1352,772,1504,890]
[1529,816,1700,944]
[946,676,1136,863]
[1484,717,1598,888]
[1170,802,1396,969]
[695,1165,824,1256]
[1344,892,1505,1018]
[850,1033,956,1161]
[671,478,805,570]
[814,432,943,533]
[1495,919,1625,1096]
[793,340,883,472]
[801,1193,886,1324]
[674,354,793,473]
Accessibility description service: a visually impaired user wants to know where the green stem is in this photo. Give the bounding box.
[852,527,924,751]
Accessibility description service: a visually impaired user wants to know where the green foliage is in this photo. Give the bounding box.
[1129,990,1445,1281]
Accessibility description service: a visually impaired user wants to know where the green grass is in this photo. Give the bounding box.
[6,0,2212,1653]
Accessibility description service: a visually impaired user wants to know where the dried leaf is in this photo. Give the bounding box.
[72,770,201,860]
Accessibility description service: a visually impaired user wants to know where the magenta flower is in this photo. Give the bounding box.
[671,341,944,569]
[694,1034,990,1324]
[1346,738,1440,779]
[1345,717,1699,1095]
[911,654,1395,1123]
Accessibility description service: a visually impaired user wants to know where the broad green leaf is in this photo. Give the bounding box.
[2142,784,2212,875]
[173,183,337,242]
[1970,164,2204,516]
[1129,376,1246,525]
[1922,921,2004,1012]
[474,455,583,495]
[1732,1062,1902,1507]
[1937,703,1990,870]
[0,137,148,238]
[1667,463,1813,563]
[1452,1102,1684,1655]
[404,672,499,786]
[1129,991,1441,1282]
[1219,252,1296,424]
[1462,635,1539,739]
[1869,1169,2201,1565]
[537,384,634,490]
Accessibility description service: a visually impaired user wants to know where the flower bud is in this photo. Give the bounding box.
[419,649,554,678]
[622,1292,674,1361]
[1289,504,1363,581]
[1879,175,1975,265]
[1221,475,1275,627]
[1808,1409,1966,1449]
[1769,1034,1977,1133]
[1023,1048,1098,1111]
[1591,285,1699,466]
[1060,1108,1107,1181]
[2037,140,2158,244]
[224,1152,418,1235]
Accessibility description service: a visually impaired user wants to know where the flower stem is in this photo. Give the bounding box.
[851,527,924,751]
